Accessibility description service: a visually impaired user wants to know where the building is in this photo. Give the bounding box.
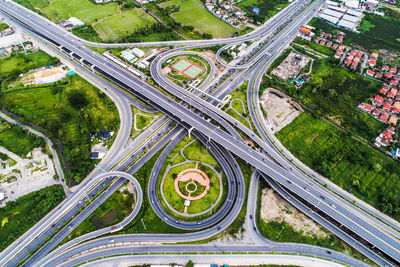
[68,17,84,27]
[345,0,360,9]
[132,47,145,58]
[366,69,375,77]
[121,49,136,62]
[389,116,398,126]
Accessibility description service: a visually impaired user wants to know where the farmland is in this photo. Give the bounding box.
[160,0,236,38]
[93,9,156,41]
[276,113,400,221]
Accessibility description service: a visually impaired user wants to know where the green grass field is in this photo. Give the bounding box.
[183,140,218,166]
[93,9,156,41]
[276,113,400,221]
[236,0,289,20]
[160,0,235,38]
[61,186,135,244]
[163,162,221,214]
[0,120,46,158]
[0,71,119,183]
[0,185,65,251]
[0,50,58,79]
[41,0,118,24]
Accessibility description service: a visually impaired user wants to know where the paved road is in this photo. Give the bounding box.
[70,253,353,267]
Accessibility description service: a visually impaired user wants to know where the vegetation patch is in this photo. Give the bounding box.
[0,185,65,251]
[309,14,400,52]
[0,54,119,183]
[276,113,400,221]
[0,119,46,158]
[264,56,384,141]
[159,0,236,38]
[236,0,289,24]
[62,185,135,244]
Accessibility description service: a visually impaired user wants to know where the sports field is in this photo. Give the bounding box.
[160,0,235,38]
[171,58,205,79]
[93,9,156,41]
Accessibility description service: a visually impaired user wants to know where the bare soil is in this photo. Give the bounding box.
[260,188,329,239]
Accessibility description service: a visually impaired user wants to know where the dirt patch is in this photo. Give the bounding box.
[89,215,104,229]
[198,50,225,75]
[101,208,119,225]
[260,188,329,239]
[21,67,67,85]
[260,88,302,133]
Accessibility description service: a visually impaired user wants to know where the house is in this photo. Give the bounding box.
[380,112,389,123]
[375,72,383,79]
[366,69,375,77]
[368,60,376,67]
[320,31,325,37]
[335,35,344,43]
[388,88,398,99]
[380,87,389,95]
[389,116,398,126]
[370,52,379,60]
[382,65,390,72]
[356,50,363,57]
[332,43,339,49]
[326,41,333,47]
[320,39,327,46]
[383,103,392,112]
[382,130,393,140]
[387,126,395,134]
[372,108,381,118]
[390,80,399,87]
[314,37,321,43]
[384,98,394,106]
[385,73,393,79]
[392,102,400,113]
[390,67,397,74]
[357,103,373,113]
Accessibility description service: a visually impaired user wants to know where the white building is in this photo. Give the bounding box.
[342,14,360,23]
[0,192,4,202]
[132,47,145,58]
[121,49,136,62]
[68,17,84,27]
[319,13,340,24]
[337,19,356,30]
[323,9,344,18]
[345,0,360,9]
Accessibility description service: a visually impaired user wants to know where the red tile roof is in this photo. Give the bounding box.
[389,116,398,126]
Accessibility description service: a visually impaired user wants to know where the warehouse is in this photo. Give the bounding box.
[337,19,356,30]
[319,13,340,24]
[322,8,344,18]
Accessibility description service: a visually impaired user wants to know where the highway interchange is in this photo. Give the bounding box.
[0,0,400,266]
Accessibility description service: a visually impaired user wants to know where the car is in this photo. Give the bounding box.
[110,226,116,230]
[320,195,325,200]
[327,250,332,254]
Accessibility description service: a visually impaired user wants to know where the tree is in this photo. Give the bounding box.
[67,91,88,109]
[186,260,194,267]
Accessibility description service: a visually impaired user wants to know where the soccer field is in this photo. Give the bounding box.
[171,58,205,79]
